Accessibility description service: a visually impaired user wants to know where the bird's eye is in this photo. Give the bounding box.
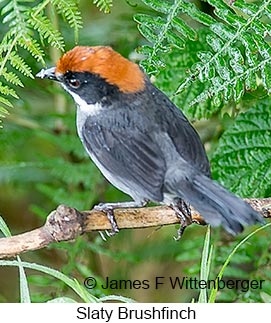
[68,78,81,89]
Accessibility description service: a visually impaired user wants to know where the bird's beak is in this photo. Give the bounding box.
[36,67,58,81]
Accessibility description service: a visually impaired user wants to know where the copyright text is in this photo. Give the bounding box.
[83,276,265,293]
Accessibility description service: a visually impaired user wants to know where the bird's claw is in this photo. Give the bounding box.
[94,203,107,211]
[171,200,192,241]
[94,204,119,236]
[173,226,185,241]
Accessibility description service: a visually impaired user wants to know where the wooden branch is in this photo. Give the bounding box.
[0,198,271,259]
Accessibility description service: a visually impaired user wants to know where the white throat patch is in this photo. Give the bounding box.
[70,91,102,116]
[61,84,103,138]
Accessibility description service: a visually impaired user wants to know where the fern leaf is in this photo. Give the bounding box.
[1,0,28,26]
[136,0,271,113]
[28,11,65,50]
[93,0,113,14]
[140,0,172,14]
[0,82,19,98]
[261,63,271,94]
[0,96,13,108]
[180,1,216,26]
[1,1,17,23]
[175,0,271,106]
[0,0,37,120]
[1,68,24,87]
[8,52,33,78]
[0,0,85,123]
[212,99,271,197]
[135,0,185,75]
[153,30,220,119]
[52,0,83,40]
[171,17,197,41]
[134,0,215,75]
[0,101,10,128]
[18,37,45,63]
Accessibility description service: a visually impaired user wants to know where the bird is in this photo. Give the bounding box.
[36,45,264,239]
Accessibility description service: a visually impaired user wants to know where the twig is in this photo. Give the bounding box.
[0,198,270,259]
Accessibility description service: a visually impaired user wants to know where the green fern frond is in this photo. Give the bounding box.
[18,37,45,63]
[0,0,29,28]
[1,68,24,87]
[52,0,83,41]
[135,0,188,74]
[93,0,113,14]
[0,0,45,61]
[0,81,18,114]
[177,0,271,106]
[0,0,84,121]
[153,31,219,119]
[136,0,271,112]
[0,0,32,111]
[0,102,9,129]
[212,99,271,197]
[0,82,19,98]
[28,10,65,50]
[8,52,33,78]
[0,96,13,108]
[0,106,7,126]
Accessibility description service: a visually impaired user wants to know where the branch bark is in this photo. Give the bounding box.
[0,198,270,259]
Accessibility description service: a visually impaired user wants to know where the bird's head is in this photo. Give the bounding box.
[36,46,146,104]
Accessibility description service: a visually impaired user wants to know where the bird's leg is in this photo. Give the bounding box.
[170,199,192,241]
[94,200,147,236]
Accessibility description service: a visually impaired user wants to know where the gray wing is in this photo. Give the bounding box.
[151,86,211,177]
[168,117,211,177]
[82,120,166,202]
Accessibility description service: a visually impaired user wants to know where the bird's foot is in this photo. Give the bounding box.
[94,200,147,236]
[171,200,192,241]
[174,226,185,242]
[94,203,119,236]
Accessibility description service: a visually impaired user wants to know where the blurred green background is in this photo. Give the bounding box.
[0,0,270,303]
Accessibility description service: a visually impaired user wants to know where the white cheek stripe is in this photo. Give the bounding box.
[61,84,103,132]
[71,92,101,114]
[61,83,102,116]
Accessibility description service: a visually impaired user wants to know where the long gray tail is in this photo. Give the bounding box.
[173,174,264,235]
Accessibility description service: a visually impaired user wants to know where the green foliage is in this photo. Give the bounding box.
[0,217,132,303]
[152,31,220,119]
[93,0,113,13]
[28,11,65,51]
[0,215,11,237]
[212,100,271,197]
[0,162,50,184]
[134,0,201,74]
[135,0,271,113]
[198,225,213,303]
[0,0,82,122]
[52,0,83,38]
[0,217,30,303]
[198,223,271,303]
[0,259,133,302]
